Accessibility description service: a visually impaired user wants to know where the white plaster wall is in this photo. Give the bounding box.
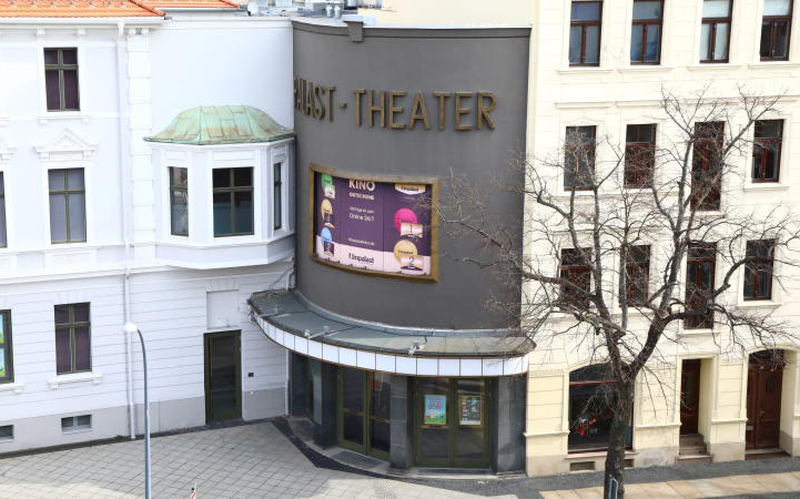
[148,16,294,133]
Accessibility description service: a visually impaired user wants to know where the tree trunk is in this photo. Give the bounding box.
[603,380,634,499]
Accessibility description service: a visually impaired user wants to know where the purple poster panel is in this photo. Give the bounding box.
[313,171,433,277]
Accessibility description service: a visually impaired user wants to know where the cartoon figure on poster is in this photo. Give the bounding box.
[320,227,334,257]
[460,395,482,426]
[424,395,447,425]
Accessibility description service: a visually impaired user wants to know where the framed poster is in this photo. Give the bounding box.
[460,395,482,426]
[309,163,439,281]
[424,394,447,425]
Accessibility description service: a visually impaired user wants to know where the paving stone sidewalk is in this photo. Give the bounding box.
[0,422,501,499]
[0,420,799,498]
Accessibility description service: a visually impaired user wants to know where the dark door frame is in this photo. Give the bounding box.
[680,359,702,435]
[336,367,391,461]
[746,350,784,450]
[204,330,242,424]
[412,377,492,469]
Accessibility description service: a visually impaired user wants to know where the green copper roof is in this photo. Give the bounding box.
[145,105,294,145]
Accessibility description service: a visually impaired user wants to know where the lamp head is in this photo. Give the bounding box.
[123,322,139,335]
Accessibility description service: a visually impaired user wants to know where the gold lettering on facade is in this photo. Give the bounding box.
[408,92,431,130]
[477,92,497,130]
[454,92,473,131]
[388,91,407,130]
[368,90,386,128]
[432,92,452,131]
[293,77,497,132]
[352,89,366,127]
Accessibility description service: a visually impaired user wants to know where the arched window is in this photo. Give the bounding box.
[568,364,632,452]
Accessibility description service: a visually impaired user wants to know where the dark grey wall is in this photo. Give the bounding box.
[293,21,529,329]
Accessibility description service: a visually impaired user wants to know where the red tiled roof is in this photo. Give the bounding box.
[0,0,244,18]
[0,0,163,18]
[149,0,241,8]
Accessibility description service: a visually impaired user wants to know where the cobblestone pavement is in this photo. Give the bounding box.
[0,422,500,499]
[1,421,800,498]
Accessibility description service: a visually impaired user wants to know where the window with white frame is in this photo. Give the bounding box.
[169,167,189,236]
[48,168,86,244]
[0,172,6,248]
[273,162,283,231]
[61,415,91,433]
[213,167,254,237]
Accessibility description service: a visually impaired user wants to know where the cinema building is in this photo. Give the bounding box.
[249,19,532,472]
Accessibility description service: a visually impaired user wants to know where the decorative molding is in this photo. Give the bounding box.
[34,128,97,161]
[524,430,570,438]
[48,372,103,389]
[0,382,24,394]
[0,136,16,164]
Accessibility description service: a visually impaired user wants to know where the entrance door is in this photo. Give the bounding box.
[746,350,783,449]
[337,367,391,460]
[204,331,241,423]
[680,359,702,435]
[414,377,491,468]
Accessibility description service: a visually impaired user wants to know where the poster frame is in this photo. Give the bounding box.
[307,162,440,282]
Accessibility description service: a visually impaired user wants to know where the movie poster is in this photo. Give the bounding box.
[424,395,447,425]
[460,395,482,426]
[313,170,433,277]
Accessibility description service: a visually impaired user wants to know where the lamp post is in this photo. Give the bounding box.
[124,322,151,499]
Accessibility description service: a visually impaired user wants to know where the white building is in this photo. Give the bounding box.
[0,0,295,451]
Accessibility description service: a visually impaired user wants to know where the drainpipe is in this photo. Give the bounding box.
[116,21,136,440]
[284,257,294,416]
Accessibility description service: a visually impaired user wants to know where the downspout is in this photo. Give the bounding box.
[116,21,136,440]
[284,257,294,416]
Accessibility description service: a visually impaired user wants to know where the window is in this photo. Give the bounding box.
[54,303,91,375]
[631,0,664,64]
[760,0,793,60]
[213,168,253,237]
[169,167,188,236]
[61,415,91,433]
[691,122,724,211]
[624,124,656,188]
[560,248,592,308]
[744,240,775,300]
[273,162,283,231]
[569,1,603,66]
[0,425,12,442]
[564,126,596,191]
[568,364,632,452]
[685,242,716,329]
[700,0,732,62]
[620,245,650,306]
[752,120,783,182]
[49,169,86,243]
[44,48,79,112]
[0,172,6,248]
[0,311,13,384]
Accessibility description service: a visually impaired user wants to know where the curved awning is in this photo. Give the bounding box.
[249,291,534,377]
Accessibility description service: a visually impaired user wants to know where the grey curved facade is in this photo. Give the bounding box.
[293,21,530,330]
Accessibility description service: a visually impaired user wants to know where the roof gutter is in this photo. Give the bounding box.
[0,17,164,26]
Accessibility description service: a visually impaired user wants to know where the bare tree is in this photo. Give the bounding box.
[436,87,800,498]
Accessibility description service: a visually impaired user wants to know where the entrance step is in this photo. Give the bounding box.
[677,454,712,464]
[680,433,705,447]
[745,448,790,460]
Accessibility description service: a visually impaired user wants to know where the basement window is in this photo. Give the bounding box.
[61,414,91,433]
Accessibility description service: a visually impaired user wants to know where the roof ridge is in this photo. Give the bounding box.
[128,0,164,16]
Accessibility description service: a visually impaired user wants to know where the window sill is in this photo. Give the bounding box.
[48,372,102,389]
[680,328,715,336]
[687,63,744,71]
[618,65,674,73]
[557,67,616,75]
[748,61,800,69]
[37,113,90,124]
[742,182,788,192]
[737,299,781,309]
[0,382,24,394]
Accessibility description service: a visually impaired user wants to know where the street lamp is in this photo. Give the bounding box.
[124,322,151,499]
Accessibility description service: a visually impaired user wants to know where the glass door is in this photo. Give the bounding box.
[337,367,391,460]
[414,377,491,468]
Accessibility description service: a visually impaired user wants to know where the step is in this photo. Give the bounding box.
[679,445,708,456]
[679,433,705,447]
[677,454,712,464]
